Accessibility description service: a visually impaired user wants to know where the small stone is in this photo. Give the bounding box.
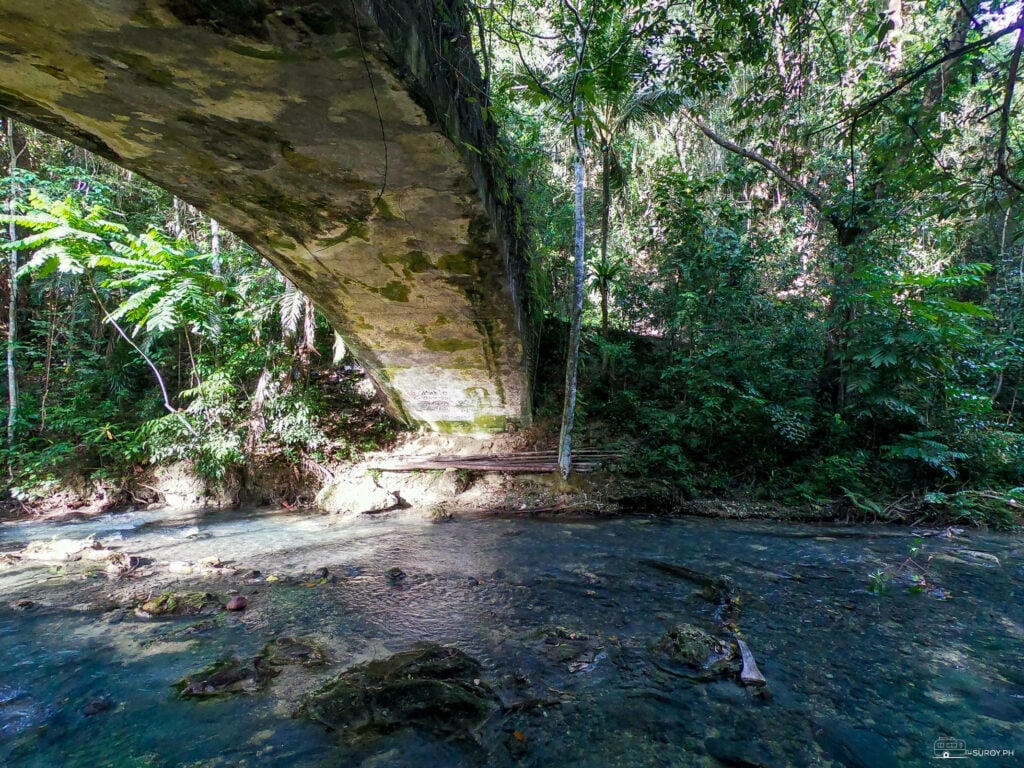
[12,599,35,610]
[313,567,329,579]
[386,567,406,581]
[82,696,114,716]
[226,595,248,611]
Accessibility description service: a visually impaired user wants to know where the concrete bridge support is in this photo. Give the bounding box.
[0,0,533,430]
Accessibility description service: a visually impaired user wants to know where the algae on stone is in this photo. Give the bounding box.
[653,623,736,678]
[301,643,497,746]
[176,657,267,698]
[259,636,329,668]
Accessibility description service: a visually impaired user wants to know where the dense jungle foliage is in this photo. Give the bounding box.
[2,0,1023,523]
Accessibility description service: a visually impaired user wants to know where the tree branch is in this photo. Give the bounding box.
[996,11,1024,194]
[488,2,567,108]
[681,109,823,211]
[86,275,183,421]
[810,15,1024,136]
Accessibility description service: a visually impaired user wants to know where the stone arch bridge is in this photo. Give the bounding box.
[0,0,533,431]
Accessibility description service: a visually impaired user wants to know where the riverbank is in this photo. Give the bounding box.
[2,424,1021,531]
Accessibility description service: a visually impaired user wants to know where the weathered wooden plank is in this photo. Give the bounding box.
[368,451,620,473]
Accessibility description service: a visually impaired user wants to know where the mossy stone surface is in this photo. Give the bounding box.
[302,643,497,746]
[0,0,533,432]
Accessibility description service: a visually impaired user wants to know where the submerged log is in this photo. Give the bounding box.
[736,637,767,687]
[639,558,737,603]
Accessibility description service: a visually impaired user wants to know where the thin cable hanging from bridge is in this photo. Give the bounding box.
[351,0,389,212]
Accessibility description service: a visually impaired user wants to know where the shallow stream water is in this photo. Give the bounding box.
[0,506,1021,766]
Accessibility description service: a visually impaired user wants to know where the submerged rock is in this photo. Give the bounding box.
[176,657,269,698]
[81,696,115,716]
[301,643,497,746]
[138,592,220,617]
[816,720,899,768]
[538,627,602,666]
[260,636,329,668]
[704,735,779,767]
[654,623,736,679]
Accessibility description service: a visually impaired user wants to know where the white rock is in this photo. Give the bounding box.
[315,475,400,514]
[21,538,103,562]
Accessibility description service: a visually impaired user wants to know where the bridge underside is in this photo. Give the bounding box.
[0,0,532,431]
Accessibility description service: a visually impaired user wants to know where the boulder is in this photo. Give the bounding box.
[315,474,401,515]
[21,538,104,562]
[302,644,497,746]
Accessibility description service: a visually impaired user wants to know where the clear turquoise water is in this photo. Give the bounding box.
[0,508,1021,766]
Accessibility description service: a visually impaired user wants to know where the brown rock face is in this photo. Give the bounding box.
[0,0,533,432]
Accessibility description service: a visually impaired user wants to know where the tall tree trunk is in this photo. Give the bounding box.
[881,0,903,71]
[558,116,587,480]
[299,295,316,383]
[5,117,20,454]
[600,142,611,336]
[210,217,221,275]
[171,196,183,237]
[599,142,611,379]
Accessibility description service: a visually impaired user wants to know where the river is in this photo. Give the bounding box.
[0,505,1020,766]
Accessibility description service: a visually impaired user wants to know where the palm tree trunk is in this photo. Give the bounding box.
[558,115,587,480]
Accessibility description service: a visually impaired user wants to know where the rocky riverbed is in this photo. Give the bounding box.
[0,504,1021,766]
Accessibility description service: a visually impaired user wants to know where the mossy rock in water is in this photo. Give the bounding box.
[259,636,329,668]
[301,643,497,746]
[654,623,736,678]
[537,627,600,664]
[176,657,270,698]
[141,592,219,617]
